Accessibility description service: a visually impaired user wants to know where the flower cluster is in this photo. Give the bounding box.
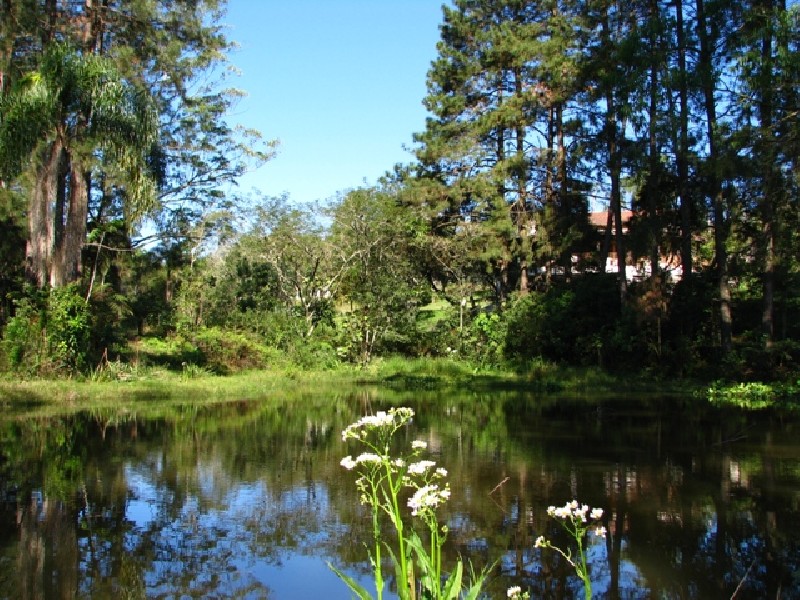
[331,407,488,600]
[407,484,451,516]
[506,586,530,599]
[544,500,606,538]
[407,459,436,474]
[536,499,606,600]
[340,452,383,470]
[341,407,414,442]
[337,407,456,515]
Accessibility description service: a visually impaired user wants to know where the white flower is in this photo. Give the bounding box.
[341,407,415,441]
[594,526,607,538]
[435,467,448,477]
[507,586,522,598]
[355,453,382,465]
[550,503,573,519]
[340,456,357,470]
[590,507,603,520]
[407,484,451,515]
[392,406,414,417]
[408,460,436,474]
[534,535,546,548]
[412,440,427,450]
[370,411,394,427]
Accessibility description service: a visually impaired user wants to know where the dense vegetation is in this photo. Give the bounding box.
[1,0,798,385]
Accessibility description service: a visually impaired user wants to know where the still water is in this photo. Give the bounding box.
[0,389,798,599]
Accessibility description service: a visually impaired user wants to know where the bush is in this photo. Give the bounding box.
[467,311,507,367]
[504,274,622,366]
[1,286,92,374]
[133,335,204,370]
[191,326,279,373]
[1,295,43,373]
[47,285,92,371]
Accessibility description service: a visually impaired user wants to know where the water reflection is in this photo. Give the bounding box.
[0,393,798,599]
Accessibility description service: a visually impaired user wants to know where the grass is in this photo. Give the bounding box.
[0,353,700,418]
[0,368,361,416]
[350,355,695,396]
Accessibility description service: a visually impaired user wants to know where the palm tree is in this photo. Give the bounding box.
[0,42,158,288]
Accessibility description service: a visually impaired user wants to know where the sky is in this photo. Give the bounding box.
[223,1,446,204]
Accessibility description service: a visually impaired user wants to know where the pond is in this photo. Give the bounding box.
[0,389,798,599]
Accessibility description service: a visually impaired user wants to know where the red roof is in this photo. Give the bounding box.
[589,210,634,228]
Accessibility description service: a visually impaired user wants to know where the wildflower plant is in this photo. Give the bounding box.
[506,585,530,599]
[535,501,606,600]
[330,407,487,600]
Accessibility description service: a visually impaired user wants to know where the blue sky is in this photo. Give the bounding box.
[224,1,445,204]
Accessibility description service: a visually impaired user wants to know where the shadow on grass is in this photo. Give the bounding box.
[0,386,48,410]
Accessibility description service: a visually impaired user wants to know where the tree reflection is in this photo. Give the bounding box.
[0,393,798,598]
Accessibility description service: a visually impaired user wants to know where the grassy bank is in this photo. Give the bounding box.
[0,356,698,414]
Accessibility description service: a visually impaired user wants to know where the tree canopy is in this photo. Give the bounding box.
[1,0,798,381]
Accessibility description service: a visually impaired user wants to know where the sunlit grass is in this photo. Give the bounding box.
[0,356,697,419]
[0,368,357,415]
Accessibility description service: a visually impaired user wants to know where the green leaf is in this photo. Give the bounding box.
[383,542,413,600]
[462,560,494,600]
[327,562,374,600]
[441,560,463,600]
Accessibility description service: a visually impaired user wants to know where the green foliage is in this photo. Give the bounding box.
[1,295,43,373]
[1,0,800,384]
[331,187,429,364]
[467,312,507,367]
[47,285,92,371]
[191,327,280,374]
[717,339,800,382]
[90,357,143,382]
[86,285,132,361]
[0,215,26,327]
[1,286,93,374]
[132,336,204,370]
[504,274,623,367]
[659,274,722,377]
[123,250,172,337]
[705,381,776,408]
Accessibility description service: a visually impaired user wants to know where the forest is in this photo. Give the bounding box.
[0,0,798,384]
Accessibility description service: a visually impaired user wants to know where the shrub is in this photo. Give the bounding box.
[1,286,92,374]
[504,274,622,366]
[191,327,276,373]
[47,285,92,371]
[468,311,507,366]
[1,295,43,373]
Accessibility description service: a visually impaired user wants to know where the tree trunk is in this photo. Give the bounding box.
[601,11,627,301]
[514,67,529,295]
[49,144,69,287]
[696,0,732,354]
[610,129,626,300]
[675,0,693,281]
[556,101,571,280]
[758,0,778,347]
[27,140,63,287]
[60,158,90,285]
[646,0,662,279]
[600,208,613,273]
[0,0,15,97]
